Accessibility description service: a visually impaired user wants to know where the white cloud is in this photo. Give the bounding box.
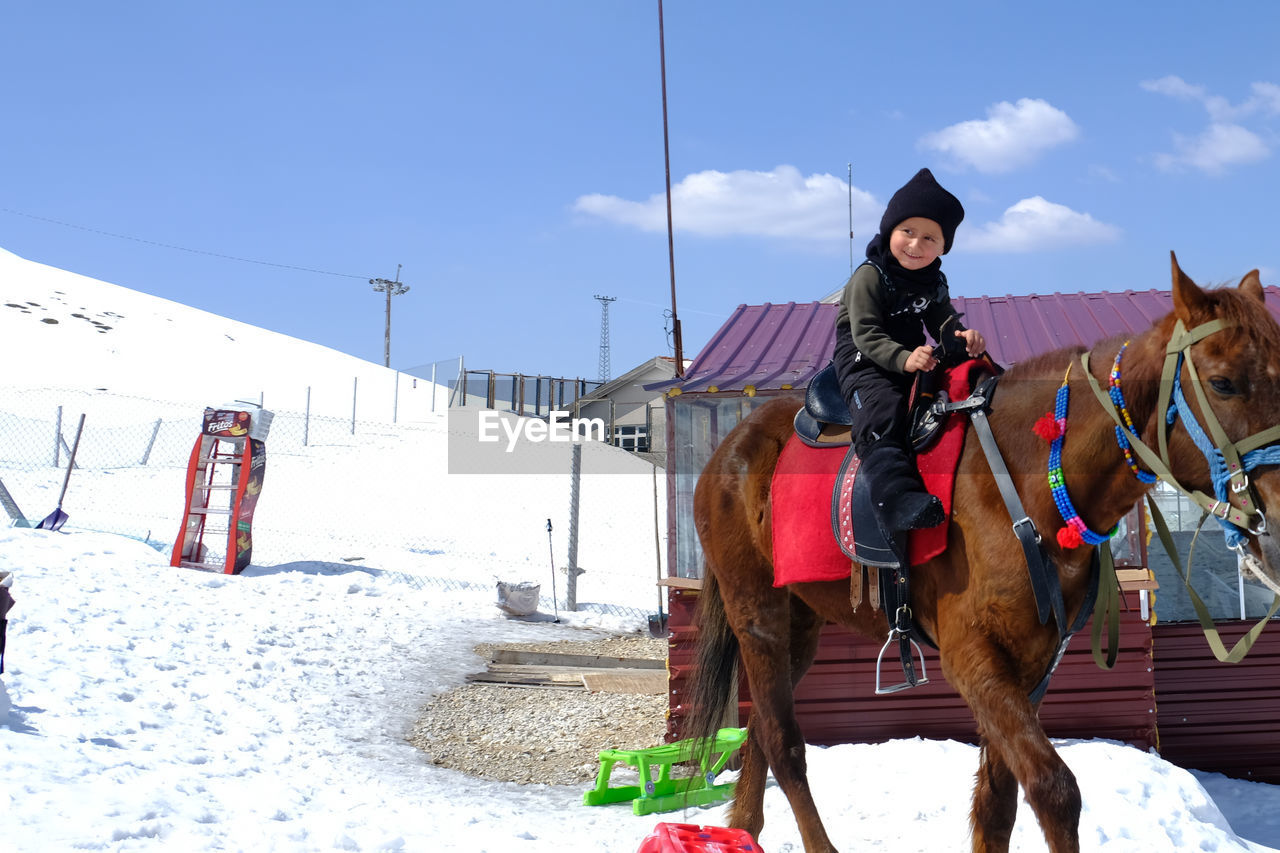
[1142,75,1280,122]
[1141,75,1207,101]
[1142,76,1277,173]
[1152,123,1269,174]
[918,99,1079,174]
[964,196,1121,253]
[573,165,881,245]
[1247,81,1280,116]
[1087,164,1121,183]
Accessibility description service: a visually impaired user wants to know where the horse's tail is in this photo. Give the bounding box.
[680,568,740,749]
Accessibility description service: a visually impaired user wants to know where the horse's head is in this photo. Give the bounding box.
[1168,252,1280,592]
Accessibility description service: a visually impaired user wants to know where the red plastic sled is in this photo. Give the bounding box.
[637,822,762,853]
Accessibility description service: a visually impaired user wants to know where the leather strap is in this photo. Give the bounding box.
[1145,494,1280,663]
[968,376,1066,631]
[1030,547,1101,704]
[1089,542,1121,670]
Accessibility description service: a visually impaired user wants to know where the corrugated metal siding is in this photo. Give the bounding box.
[661,287,1280,394]
[673,302,836,394]
[1152,622,1280,783]
[667,586,1157,751]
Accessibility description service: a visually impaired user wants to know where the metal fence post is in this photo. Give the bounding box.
[140,418,162,465]
[565,441,585,611]
[451,357,465,408]
[351,377,358,435]
[304,387,311,447]
[54,405,62,467]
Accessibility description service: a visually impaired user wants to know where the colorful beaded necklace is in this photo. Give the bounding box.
[1108,341,1158,485]
[1032,364,1119,549]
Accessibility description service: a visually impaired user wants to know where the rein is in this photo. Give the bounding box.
[1080,316,1280,662]
[1081,318,1280,549]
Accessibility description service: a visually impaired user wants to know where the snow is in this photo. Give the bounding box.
[3,247,1280,851]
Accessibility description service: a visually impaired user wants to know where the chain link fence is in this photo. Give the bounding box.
[1,384,662,624]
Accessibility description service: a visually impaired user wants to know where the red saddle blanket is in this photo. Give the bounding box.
[771,360,988,586]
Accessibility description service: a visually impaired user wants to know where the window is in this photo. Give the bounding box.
[613,425,649,452]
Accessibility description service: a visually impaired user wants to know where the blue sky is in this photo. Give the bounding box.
[2,2,1278,382]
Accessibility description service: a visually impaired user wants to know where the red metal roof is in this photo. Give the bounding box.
[665,287,1280,394]
[669,301,835,394]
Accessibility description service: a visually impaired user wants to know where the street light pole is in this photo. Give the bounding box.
[370,264,409,367]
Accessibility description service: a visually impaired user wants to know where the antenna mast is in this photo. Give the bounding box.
[848,163,854,276]
[594,294,617,382]
[658,0,683,376]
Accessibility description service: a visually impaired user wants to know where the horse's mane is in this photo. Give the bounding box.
[1205,284,1280,351]
[997,344,1088,384]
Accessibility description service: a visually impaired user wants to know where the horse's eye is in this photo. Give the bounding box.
[1209,376,1238,396]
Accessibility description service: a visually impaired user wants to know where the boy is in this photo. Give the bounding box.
[833,168,986,533]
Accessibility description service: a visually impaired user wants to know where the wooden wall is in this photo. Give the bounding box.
[666,585,1157,752]
[1152,621,1280,783]
[668,586,1280,782]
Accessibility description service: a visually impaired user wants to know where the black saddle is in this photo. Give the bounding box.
[794,362,950,452]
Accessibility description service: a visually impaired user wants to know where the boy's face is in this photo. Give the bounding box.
[888,216,945,270]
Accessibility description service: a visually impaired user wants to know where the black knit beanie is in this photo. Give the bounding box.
[878,168,965,254]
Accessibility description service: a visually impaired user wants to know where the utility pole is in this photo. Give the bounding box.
[594,294,616,382]
[658,0,683,376]
[370,264,409,368]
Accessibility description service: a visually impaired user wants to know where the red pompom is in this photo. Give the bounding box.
[1032,413,1061,442]
[1057,525,1083,549]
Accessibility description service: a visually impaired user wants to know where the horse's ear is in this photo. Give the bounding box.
[1171,251,1210,322]
[1239,268,1265,303]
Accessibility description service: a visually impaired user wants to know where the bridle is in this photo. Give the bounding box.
[1082,316,1280,569]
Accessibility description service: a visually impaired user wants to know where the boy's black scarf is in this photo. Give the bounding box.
[864,234,944,292]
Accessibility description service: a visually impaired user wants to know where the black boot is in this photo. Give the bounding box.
[860,441,945,533]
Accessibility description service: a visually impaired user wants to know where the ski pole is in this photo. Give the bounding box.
[546,518,560,623]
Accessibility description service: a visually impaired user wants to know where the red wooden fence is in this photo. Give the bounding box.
[665,586,1280,783]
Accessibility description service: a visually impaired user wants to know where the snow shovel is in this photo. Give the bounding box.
[38,413,85,531]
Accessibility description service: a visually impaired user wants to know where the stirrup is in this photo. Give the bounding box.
[874,632,929,694]
[874,612,930,695]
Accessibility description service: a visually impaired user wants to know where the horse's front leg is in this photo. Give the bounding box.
[947,636,1081,853]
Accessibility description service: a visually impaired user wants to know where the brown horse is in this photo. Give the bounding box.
[685,255,1280,852]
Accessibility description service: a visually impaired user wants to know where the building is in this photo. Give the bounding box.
[571,356,686,462]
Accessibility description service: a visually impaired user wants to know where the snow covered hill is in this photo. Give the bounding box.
[0,247,440,418]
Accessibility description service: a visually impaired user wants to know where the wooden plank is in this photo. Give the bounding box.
[582,670,669,695]
[1117,568,1159,591]
[466,668,586,688]
[490,650,665,670]
[658,577,703,590]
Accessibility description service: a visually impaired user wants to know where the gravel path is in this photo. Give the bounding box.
[408,635,670,786]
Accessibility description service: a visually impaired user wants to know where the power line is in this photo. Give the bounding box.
[0,206,369,279]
